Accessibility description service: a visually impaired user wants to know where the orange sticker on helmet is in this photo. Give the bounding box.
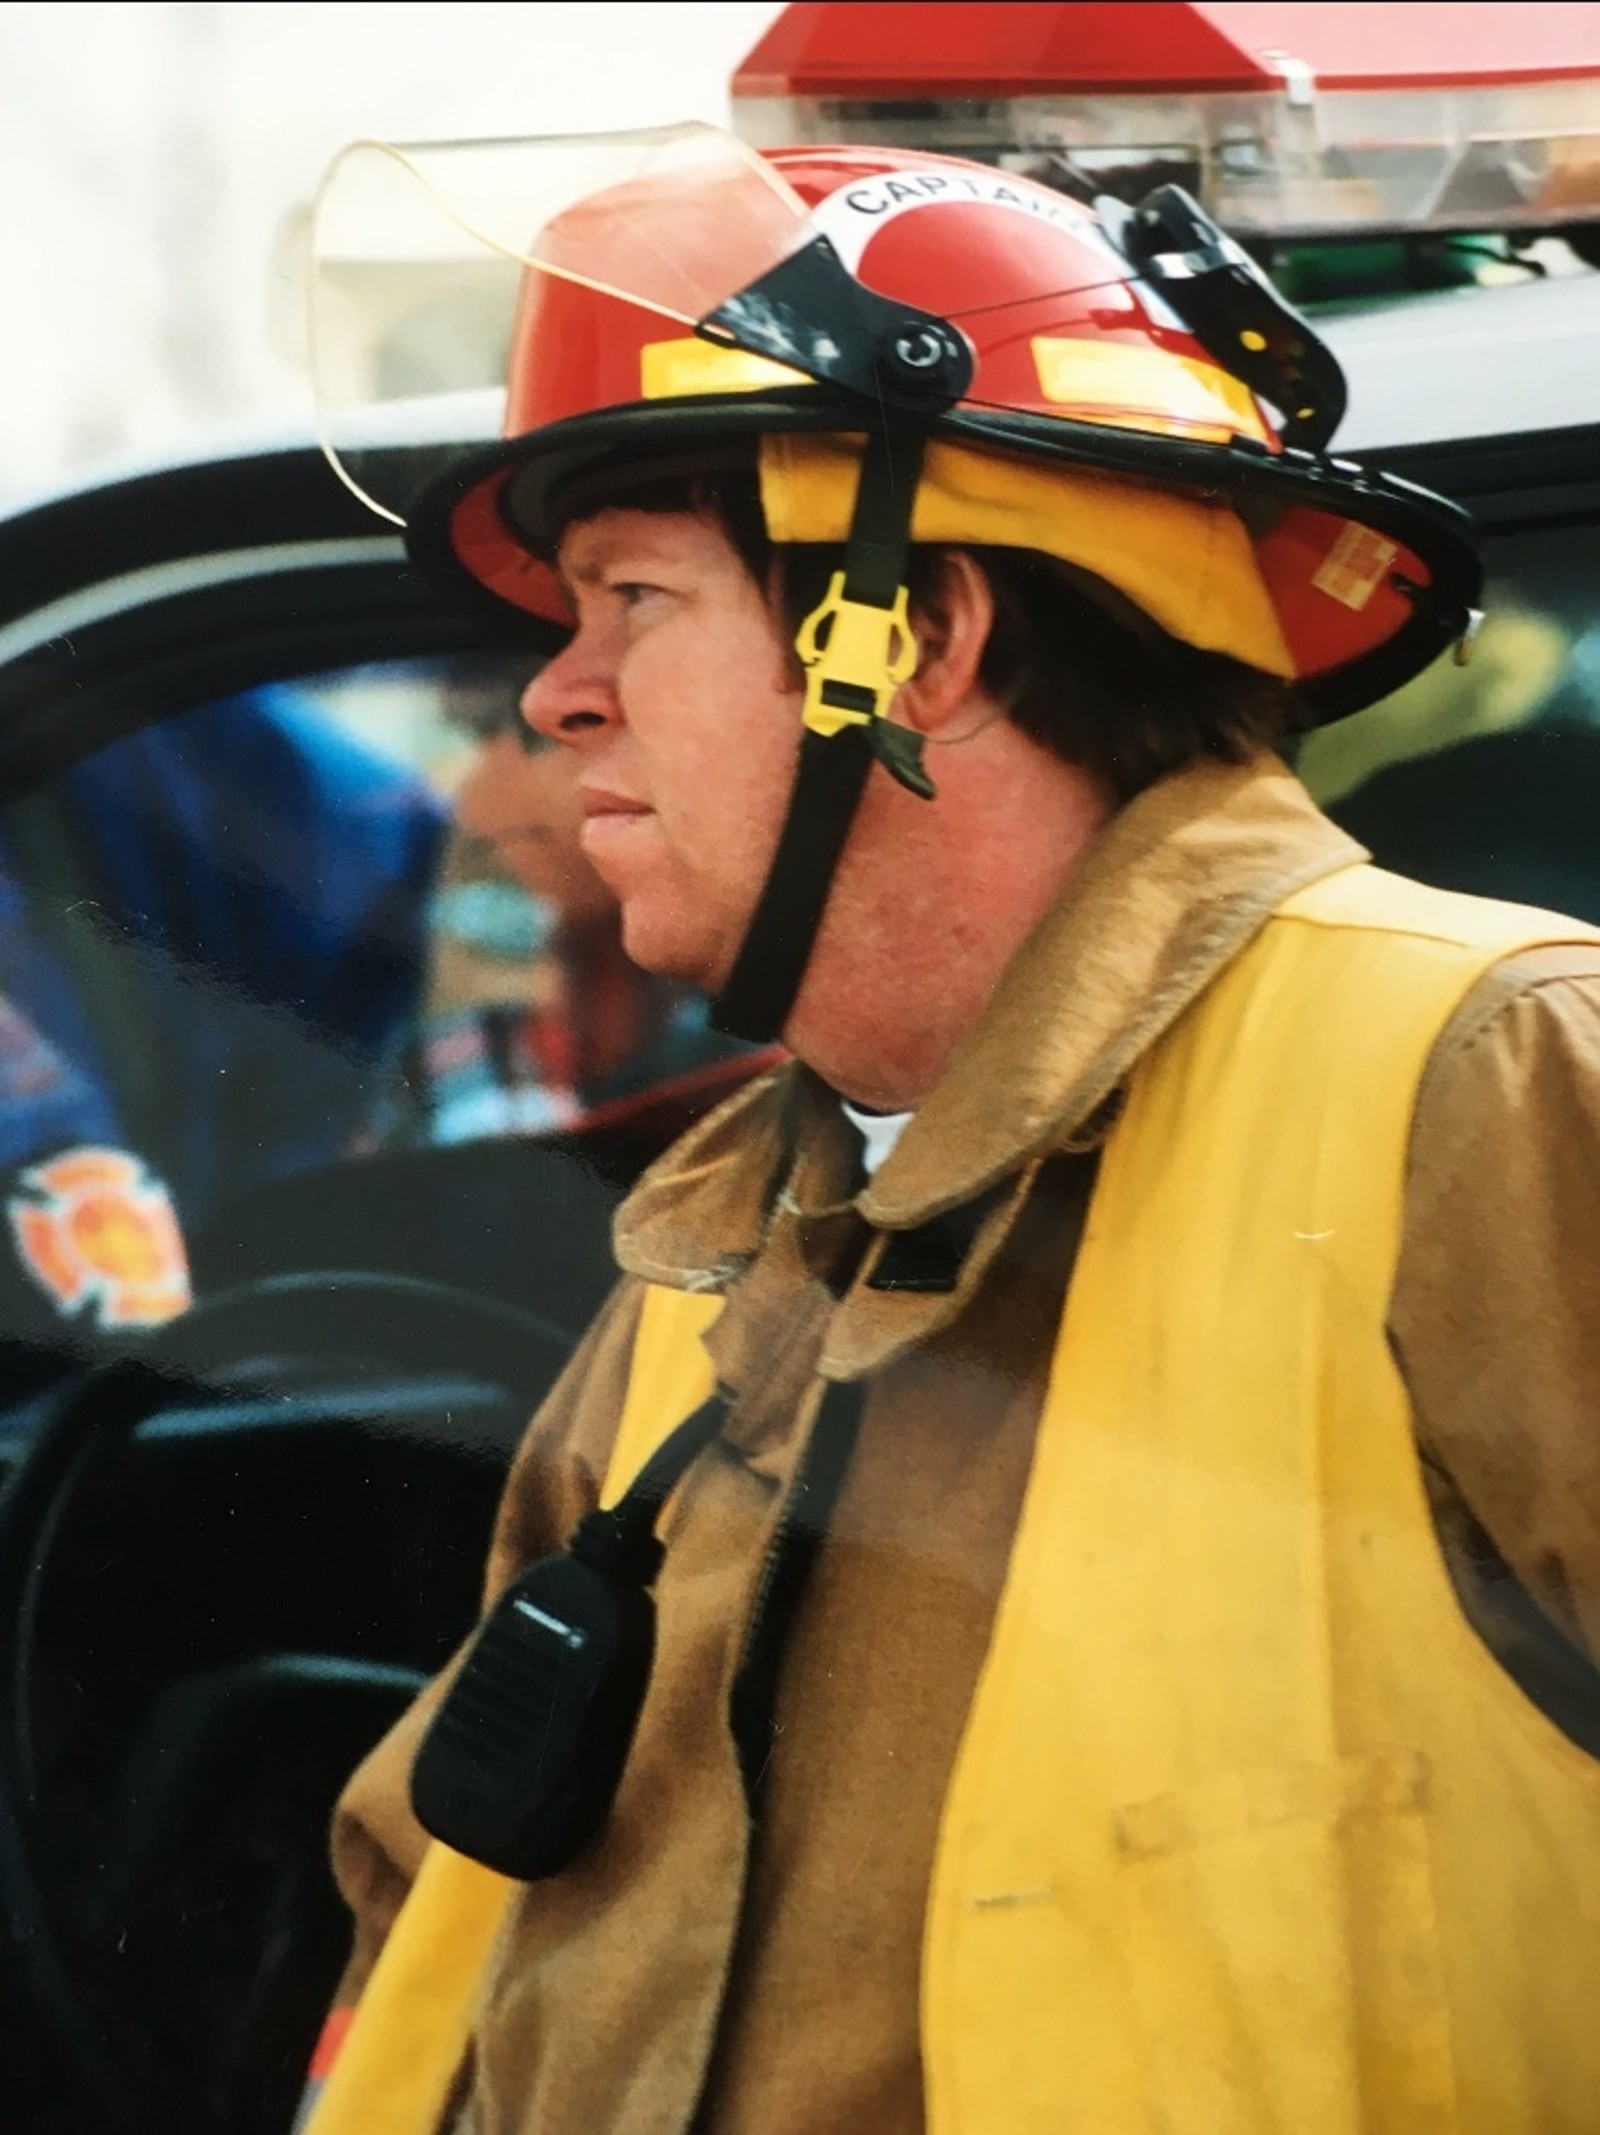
[1310,523,1400,613]
[8,1147,190,1329]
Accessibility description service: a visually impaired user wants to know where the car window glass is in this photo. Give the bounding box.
[0,652,748,1371]
[1298,520,1600,922]
[310,655,744,1152]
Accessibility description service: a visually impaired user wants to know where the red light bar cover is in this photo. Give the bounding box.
[734,2,1600,99]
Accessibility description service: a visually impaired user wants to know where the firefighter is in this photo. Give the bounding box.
[306,134,1600,2133]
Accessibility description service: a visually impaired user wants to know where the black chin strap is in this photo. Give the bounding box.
[711,423,932,1043]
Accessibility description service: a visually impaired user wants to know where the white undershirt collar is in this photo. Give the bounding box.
[840,1098,914,1178]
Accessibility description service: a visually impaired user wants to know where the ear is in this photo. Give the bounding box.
[895,550,997,737]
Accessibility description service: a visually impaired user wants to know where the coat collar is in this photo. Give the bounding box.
[615,756,1364,1346]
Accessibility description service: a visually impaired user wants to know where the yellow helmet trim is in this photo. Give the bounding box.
[642,332,1269,448]
[760,433,1296,680]
[1030,336,1271,446]
[641,337,809,400]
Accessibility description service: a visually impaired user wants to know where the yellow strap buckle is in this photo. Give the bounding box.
[794,571,917,738]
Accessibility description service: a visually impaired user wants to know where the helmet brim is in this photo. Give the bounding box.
[406,388,1482,725]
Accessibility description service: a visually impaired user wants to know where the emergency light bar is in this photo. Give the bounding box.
[732,3,1600,242]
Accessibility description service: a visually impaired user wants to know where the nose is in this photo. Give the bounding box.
[519,626,619,748]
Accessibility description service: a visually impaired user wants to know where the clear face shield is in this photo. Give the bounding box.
[307,124,816,528]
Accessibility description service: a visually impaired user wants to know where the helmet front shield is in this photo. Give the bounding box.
[308,125,811,528]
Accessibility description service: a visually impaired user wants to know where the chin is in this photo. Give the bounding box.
[617,904,717,989]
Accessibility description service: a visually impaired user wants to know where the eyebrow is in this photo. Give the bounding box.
[552,553,615,611]
[556,513,700,598]
[556,542,597,596]
[556,533,628,595]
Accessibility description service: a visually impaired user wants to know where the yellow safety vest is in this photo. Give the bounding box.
[310,864,1600,2135]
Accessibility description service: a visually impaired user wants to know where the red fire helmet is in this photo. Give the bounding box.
[358,127,1481,725]
[310,123,1483,1036]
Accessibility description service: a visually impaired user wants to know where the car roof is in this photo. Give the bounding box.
[1326,268,1600,453]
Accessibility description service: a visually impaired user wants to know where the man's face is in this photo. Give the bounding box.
[519,506,803,988]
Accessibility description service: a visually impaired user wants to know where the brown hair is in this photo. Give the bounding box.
[546,460,1302,802]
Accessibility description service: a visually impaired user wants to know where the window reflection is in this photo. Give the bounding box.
[1300,524,1600,923]
[0,651,753,1372]
[325,655,745,1151]
[0,682,446,1220]
[0,684,443,1367]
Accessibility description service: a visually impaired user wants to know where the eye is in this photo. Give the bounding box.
[611,579,668,611]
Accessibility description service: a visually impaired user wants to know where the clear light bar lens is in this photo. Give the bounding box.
[735,78,1600,239]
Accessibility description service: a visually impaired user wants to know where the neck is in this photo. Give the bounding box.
[783,739,1115,1110]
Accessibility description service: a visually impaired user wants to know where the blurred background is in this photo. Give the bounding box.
[0,0,785,508]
